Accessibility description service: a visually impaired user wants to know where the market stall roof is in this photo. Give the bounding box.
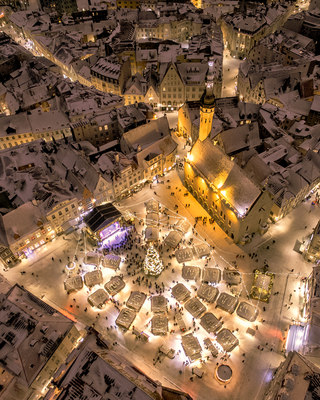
[175,313,186,331]
[185,297,206,319]
[175,248,194,264]
[182,266,201,281]
[116,307,136,330]
[145,212,159,226]
[84,203,122,233]
[174,219,190,235]
[216,329,239,352]
[223,269,242,285]
[145,199,159,213]
[126,291,147,312]
[151,295,167,313]
[164,231,184,248]
[84,251,102,267]
[172,283,191,302]
[104,276,126,296]
[203,337,218,357]
[216,292,239,314]
[64,275,83,292]
[102,254,121,270]
[197,283,219,303]
[236,302,259,322]
[145,227,159,242]
[200,312,222,334]
[194,244,211,259]
[84,270,103,287]
[181,333,202,362]
[203,267,221,284]
[151,314,168,336]
[256,274,271,290]
[87,288,109,308]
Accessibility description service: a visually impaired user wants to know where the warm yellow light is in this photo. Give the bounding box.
[217,183,223,189]
[221,190,226,196]
[187,153,193,161]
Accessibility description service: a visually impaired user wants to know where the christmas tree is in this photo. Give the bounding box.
[143,245,164,276]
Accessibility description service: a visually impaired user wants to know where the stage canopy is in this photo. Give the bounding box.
[84,203,121,233]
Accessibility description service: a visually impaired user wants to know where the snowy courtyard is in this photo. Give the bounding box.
[1,158,318,400]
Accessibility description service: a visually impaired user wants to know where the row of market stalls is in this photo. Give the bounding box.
[170,280,260,361]
[145,200,160,242]
[171,281,259,322]
[116,292,170,338]
[64,253,122,290]
[63,251,126,308]
[64,268,126,308]
[143,199,192,245]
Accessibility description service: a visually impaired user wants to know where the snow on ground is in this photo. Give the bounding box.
[1,154,318,400]
[222,48,242,99]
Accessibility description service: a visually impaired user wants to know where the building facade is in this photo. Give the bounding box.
[220,2,295,58]
[184,61,273,243]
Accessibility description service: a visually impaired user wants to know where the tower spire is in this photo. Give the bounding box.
[199,57,216,142]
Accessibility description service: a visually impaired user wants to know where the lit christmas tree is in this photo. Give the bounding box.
[143,245,164,276]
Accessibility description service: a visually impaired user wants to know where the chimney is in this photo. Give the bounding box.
[137,144,141,152]
[114,153,119,163]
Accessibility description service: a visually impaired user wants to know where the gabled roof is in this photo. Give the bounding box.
[121,117,170,154]
[189,139,261,215]
[220,122,261,156]
[0,284,75,387]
